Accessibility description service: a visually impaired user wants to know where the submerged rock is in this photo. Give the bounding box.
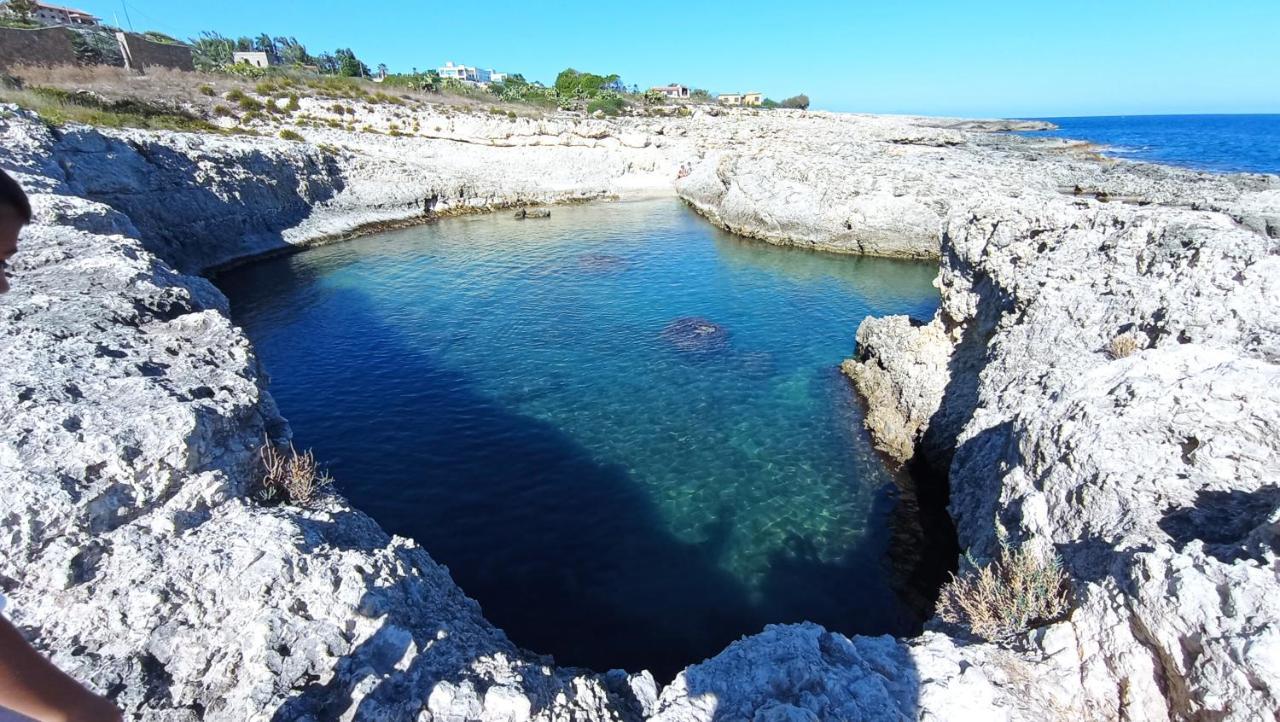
[577,252,629,272]
[514,207,552,219]
[660,317,730,354]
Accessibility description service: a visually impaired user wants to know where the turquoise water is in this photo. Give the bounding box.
[217,199,942,678]
[1020,114,1280,174]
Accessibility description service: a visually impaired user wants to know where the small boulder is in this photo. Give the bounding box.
[513,208,551,219]
[660,317,730,354]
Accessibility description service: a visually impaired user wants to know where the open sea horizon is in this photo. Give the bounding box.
[1017,113,1280,175]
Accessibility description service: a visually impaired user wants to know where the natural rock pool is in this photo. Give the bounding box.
[217,198,942,679]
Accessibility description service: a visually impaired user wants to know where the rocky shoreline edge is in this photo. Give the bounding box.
[2,102,1278,720]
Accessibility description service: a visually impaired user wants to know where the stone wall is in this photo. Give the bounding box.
[0,27,192,74]
[118,32,194,72]
[0,26,77,71]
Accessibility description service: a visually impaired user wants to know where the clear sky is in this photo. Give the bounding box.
[74,0,1280,117]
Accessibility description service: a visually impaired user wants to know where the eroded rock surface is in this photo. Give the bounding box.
[674,110,1278,259]
[2,99,1278,721]
[848,197,1280,719]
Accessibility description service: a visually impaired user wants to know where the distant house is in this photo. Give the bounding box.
[650,84,689,99]
[232,51,277,69]
[719,92,764,107]
[1,1,99,27]
[437,61,506,85]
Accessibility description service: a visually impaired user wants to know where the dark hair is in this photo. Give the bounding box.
[0,168,31,224]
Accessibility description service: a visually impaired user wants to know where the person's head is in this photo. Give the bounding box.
[0,168,30,294]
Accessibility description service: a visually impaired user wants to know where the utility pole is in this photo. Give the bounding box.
[119,0,133,31]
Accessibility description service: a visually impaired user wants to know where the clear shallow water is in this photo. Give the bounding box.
[217,199,942,678]
[1020,114,1280,174]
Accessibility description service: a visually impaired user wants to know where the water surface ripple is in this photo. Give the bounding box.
[217,199,942,679]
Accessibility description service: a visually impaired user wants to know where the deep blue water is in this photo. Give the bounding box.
[1019,114,1280,174]
[217,199,943,678]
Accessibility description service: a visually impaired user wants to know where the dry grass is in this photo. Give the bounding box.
[1107,331,1144,359]
[936,532,1070,643]
[3,63,558,132]
[256,441,332,505]
[0,84,217,132]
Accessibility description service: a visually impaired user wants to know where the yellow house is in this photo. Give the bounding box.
[743,92,764,106]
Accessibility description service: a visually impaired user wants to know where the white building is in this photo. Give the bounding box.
[2,1,99,27]
[650,84,690,99]
[232,51,277,69]
[437,61,506,85]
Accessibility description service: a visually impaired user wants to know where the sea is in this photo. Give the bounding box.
[1018,114,1280,175]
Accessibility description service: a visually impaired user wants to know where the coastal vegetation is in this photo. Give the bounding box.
[256,442,333,505]
[781,94,811,110]
[0,78,215,131]
[936,531,1070,643]
[1107,330,1144,359]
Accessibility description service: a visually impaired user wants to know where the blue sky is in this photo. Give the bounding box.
[75,0,1280,117]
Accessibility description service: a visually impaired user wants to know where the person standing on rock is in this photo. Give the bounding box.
[0,168,121,722]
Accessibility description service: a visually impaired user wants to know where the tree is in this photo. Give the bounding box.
[6,0,36,22]
[188,30,235,71]
[314,51,337,75]
[554,68,621,98]
[780,94,810,110]
[690,88,711,102]
[335,48,367,77]
[376,63,388,79]
[274,36,311,66]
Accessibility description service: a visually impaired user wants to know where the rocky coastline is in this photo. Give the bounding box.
[1,100,1278,720]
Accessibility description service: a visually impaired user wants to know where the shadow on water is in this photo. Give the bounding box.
[216,204,940,717]
[219,269,755,679]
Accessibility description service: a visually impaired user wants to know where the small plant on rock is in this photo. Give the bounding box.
[278,129,304,142]
[256,441,332,505]
[936,529,1070,644]
[1107,331,1144,359]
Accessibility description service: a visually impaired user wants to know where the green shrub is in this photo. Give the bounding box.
[221,62,267,79]
[212,104,233,117]
[142,31,180,45]
[237,95,263,111]
[286,94,301,112]
[0,17,40,29]
[780,94,810,110]
[225,88,247,102]
[198,84,216,96]
[586,92,626,116]
[278,128,304,141]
